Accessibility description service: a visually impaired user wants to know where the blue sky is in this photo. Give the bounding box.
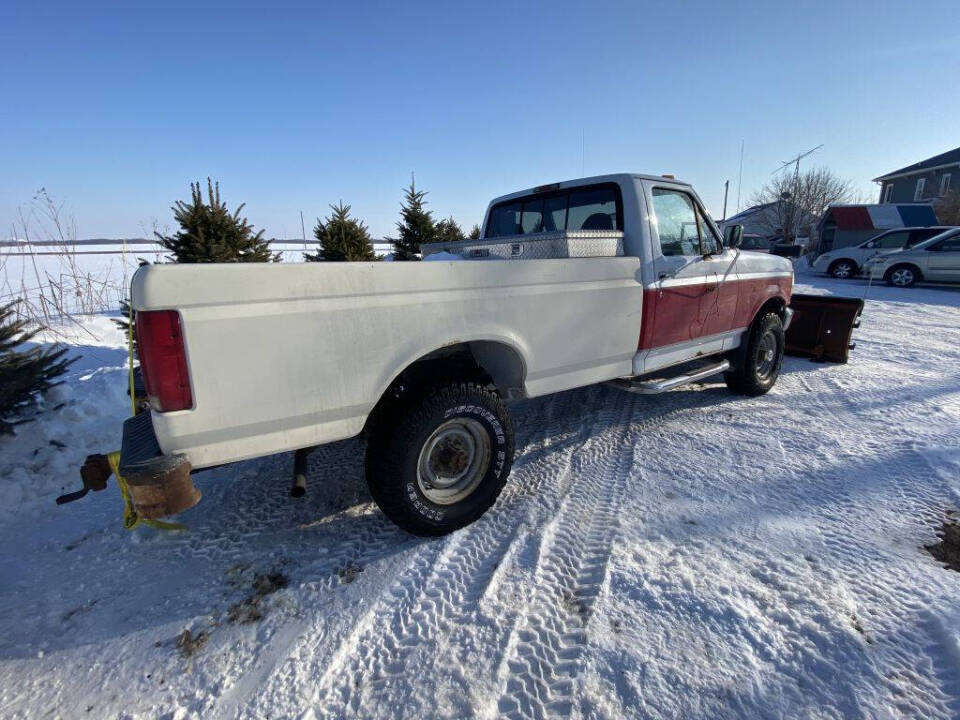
[2,1,958,240]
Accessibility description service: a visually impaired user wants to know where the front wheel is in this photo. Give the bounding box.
[365,381,515,536]
[725,312,785,396]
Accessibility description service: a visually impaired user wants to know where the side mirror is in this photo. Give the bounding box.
[724,224,743,249]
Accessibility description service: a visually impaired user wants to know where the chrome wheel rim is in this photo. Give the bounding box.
[891,268,913,286]
[416,418,491,505]
[833,262,852,278]
[755,331,778,380]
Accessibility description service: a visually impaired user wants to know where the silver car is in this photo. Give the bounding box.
[864,228,960,287]
[813,226,953,279]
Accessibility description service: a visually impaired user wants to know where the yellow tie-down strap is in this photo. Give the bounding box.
[106,451,186,531]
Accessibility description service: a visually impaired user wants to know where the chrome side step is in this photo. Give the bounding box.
[608,360,730,395]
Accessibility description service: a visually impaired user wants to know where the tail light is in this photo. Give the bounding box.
[135,310,193,411]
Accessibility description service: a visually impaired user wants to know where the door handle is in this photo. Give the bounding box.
[703,285,717,293]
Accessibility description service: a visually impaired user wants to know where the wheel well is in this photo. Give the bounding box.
[364,341,526,433]
[828,258,858,273]
[756,297,787,324]
[885,262,923,280]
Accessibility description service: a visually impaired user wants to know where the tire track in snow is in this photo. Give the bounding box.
[787,361,960,717]
[488,392,637,720]
[245,391,596,719]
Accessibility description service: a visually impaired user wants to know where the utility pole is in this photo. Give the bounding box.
[722,180,730,221]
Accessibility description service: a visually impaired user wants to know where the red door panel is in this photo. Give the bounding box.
[638,281,713,350]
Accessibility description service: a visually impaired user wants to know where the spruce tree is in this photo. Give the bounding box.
[393,181,437,260]
[435,217,466,244]
[305,202,377,262]
[468,224,481,240]
[0,302,74,434]
[156,179,277,263]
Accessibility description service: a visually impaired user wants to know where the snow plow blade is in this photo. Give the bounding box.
[785,294,864,363]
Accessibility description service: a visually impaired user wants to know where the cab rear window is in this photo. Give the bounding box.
[485,184,622,238]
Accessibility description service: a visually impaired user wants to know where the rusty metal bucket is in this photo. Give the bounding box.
[785,294,865,363]
[125,459,200,519]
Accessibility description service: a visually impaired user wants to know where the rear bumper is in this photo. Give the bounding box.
[119,411,186,482]
[119,412,200,518]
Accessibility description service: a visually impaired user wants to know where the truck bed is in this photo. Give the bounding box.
[132,258,643,468]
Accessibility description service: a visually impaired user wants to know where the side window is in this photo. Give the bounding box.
[697,208,721,254]
[907,229,936,246]
[567,187,619,231]
[876,231,909,249]
[486,201,521,238]
[651,188,700,257]
[933,236,960,252]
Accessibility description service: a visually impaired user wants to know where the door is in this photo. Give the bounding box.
[860,229,910,266]
[639,187,719,369]
[697,206,740,338]
[923,234,960,280]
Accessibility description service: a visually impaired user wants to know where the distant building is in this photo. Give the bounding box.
[720,201,818,243]
[816,203,940,253]
[874,147,960,203]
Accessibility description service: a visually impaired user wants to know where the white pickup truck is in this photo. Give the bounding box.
[90,174,794,536]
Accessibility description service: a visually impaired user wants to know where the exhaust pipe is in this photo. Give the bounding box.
[291,448,310,498]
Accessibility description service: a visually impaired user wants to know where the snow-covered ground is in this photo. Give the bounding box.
[1,272,959,719]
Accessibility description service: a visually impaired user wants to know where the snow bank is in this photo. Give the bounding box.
[0,315,130,524]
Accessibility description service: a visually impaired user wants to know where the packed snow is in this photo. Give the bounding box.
[1,271,959,719]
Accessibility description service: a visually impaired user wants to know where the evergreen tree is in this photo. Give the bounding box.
[393,181,437,260]
[0,302,74,434]
[435,217,466,244]
[156,179,277,263]
[305,202,377,262]
[468,224,481,240]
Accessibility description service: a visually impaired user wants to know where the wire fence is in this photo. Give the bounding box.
[1,238,397,328]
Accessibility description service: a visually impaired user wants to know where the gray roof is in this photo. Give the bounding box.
[873,146,960,181]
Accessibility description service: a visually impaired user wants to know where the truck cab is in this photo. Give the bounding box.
[433,173,793,379]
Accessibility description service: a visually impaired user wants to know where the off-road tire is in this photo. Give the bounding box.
[885,264,920,288]
[365,381,515,536]
[725,312,785,396]
[828,259,857,279]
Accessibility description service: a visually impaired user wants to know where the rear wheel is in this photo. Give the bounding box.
[725,312,785,396]
[365,381,514,536]
[828,259,857,279]
[885,264,919,287]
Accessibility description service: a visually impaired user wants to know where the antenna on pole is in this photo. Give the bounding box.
[580,128,585,176]
[772,144,823,176]
[300,211,306,246]
[722,180,730,221]
[736,140,744,213]
[772,144,823,244]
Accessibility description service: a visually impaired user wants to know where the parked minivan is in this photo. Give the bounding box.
[813,226,954,278]
[865,228,960,287]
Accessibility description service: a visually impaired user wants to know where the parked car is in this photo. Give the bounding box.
[813,226,954,279]
[89,174,798,536]
[739,233,769,252]
[864,228,960,287]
